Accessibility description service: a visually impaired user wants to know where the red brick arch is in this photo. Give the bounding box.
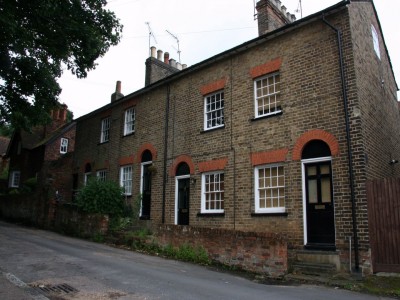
[292,129,339,161]
[136,143,157,162]
[170,155,195,176]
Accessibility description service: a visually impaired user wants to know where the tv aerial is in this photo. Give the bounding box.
[295,0,303,18]
[166,30,181,64]
[145,22,157,55]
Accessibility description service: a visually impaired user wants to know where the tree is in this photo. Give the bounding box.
[0,0,123,130]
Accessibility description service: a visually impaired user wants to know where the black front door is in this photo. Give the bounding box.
[305,161,335,250]
[177,178,190,225]
[141,164,151,219]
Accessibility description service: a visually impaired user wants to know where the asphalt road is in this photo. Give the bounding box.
[0,221,391,300]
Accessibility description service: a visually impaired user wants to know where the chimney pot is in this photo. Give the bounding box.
[291,14,296,22]
[169,58,177,68]
[150,46,156,58]
[116,80,121,93]
[286,12,291,19]
[275,0,281,9]
[111,80,124,102]
[60,104,68,121]
[182,64,187,69]
[157,49,163,61]
[281,5,287,15]
[164,52,170,64]
[176,62,182,70]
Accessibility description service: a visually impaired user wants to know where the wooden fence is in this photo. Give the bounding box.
[366,178,400,273]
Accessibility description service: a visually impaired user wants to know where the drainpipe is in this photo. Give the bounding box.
[322,15,359,272]
[162,85,171,223]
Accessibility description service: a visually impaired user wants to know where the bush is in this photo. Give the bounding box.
[76,179,125,217]
[22,177,37,192]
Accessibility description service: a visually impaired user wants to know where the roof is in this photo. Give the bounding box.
[0,136,10,156]
[76,0,397,121]
[5,121,76,158]
[33,121,77,149]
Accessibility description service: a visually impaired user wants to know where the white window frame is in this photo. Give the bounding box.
[96,170,107,182]
[124,107,135,136]
[9,171,21,188]
[100,117,110,143]
[371,24,381,59]
[201,171,224,213]
[254,72,281,118]
[120,165,132,196]
[84,172,92,186]
[254,164,285,213]
[204,91,224,130]
[60,138,68,154]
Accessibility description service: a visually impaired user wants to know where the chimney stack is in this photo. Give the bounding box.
[111,81,124,102]
[256,0,296,36]
[145,47,187,86]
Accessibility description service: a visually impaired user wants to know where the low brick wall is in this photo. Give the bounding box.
[154,225,287,277]
[0,194,108,237]
[53,203,109,237]
[0,193,48,226]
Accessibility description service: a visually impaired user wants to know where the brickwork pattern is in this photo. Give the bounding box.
[154,224,287,277]
[71,2,400,274]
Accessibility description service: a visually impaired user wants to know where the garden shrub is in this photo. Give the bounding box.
[76,179,125,216]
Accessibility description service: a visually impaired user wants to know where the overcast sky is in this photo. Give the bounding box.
[58,0,400,119]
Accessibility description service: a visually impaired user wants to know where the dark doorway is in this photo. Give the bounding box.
[176,162,190,225]
[302,140,335,250]
[141,150,152,220]
[177,178,190,225]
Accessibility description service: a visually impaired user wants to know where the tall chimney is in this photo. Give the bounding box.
[256,0,295,36]
[157,49,163,61]
[169,58,177,69]
[111,81,124,102]
[60,104,68,121]
[164,52,170,64]
[150,46,156,58]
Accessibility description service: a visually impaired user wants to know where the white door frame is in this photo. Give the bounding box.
[175,175,190,225]
[301,156,333,246]
[140,161,152,217]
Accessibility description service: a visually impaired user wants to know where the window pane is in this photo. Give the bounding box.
[308,166,317,176]
[205,91,224,129]
[321,177,332,203]
[256,165,285,211]
[203,172,224,212]
[320,165,330,175]
[308,179,318,203]
[254,73,281,117]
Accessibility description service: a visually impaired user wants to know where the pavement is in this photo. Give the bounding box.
[0,271,49,300]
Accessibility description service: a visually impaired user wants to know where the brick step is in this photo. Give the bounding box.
[292,262,337,276]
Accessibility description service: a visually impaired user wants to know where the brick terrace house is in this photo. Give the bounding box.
[7,104,76,200]
[72,0,400,274]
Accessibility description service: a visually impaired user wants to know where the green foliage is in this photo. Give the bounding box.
[0,123,13,137]
[175,244,210,265]
[0,165,8,180]
[76,179,125,216]
[109,216,132,232]
[91,232,105,243]
[22,177,37,192]
[8,188,20,195]
[108,194,143,232]
[0,0,123,129]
